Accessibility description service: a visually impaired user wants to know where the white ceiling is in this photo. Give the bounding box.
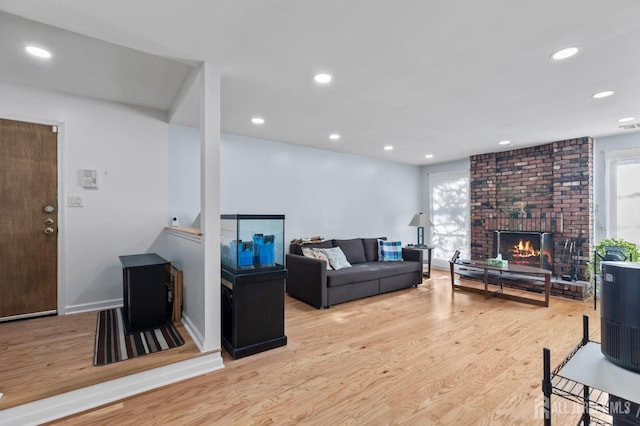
[1,1,639,165]
[0,11,193,114]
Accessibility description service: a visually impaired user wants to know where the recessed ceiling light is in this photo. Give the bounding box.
[384,145,394,151]
[251,117,265,125]
[592,90,615,99]
[424,154,434,159]
[25,45,51,59]
[618,117,636,123]
[314,73,332,84]
[329,133,340,140]
[498,140,511,145]
[551,47,578,60]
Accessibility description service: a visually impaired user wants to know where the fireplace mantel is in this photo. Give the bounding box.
[482,211,563,233]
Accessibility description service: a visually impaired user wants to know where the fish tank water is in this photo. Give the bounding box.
[220,214,285,273]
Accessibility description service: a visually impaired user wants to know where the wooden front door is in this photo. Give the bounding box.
[0,118,58,320]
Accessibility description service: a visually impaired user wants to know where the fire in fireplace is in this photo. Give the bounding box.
[493,231,553,270]
[512,239,538,259]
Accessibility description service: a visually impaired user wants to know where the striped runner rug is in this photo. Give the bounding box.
[93,308,184,366]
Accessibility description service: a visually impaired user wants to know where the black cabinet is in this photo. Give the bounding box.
[119,253,169,333]
[221,268,287,359]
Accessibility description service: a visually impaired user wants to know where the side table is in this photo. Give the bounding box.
[119,253,170,333]
[405,245,434,278]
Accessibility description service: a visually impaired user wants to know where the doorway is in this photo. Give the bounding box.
[0,118,58,320]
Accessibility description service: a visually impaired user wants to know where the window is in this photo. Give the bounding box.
[606,149,640,246]
[428,171,470,267]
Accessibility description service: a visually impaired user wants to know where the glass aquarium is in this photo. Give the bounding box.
[220,214,285,273]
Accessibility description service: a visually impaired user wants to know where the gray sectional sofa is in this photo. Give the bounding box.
[285,237,423,308]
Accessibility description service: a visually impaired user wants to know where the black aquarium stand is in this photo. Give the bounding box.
[221,268,287,359]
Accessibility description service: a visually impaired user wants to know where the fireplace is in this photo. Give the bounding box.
[493,231,553,270]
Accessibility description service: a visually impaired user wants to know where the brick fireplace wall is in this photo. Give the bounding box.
[470,137,593,281]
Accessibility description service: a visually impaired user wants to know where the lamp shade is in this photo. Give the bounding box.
[409,213,432,227]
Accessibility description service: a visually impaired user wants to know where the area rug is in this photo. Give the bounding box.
[93,307,184,366]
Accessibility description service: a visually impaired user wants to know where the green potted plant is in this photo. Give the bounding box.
[587,237,639,281]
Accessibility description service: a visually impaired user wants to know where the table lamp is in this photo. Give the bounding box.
[409,213,432,247]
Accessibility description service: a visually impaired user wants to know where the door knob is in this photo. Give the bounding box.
[44,218,54,225]
[44,227,55,235]
[44,205,55,213]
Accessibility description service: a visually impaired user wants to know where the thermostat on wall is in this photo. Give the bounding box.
[82,169,98,189]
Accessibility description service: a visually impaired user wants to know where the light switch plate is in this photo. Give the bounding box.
[67,195,83,207]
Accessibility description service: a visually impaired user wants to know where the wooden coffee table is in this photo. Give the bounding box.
[450,259,551,307]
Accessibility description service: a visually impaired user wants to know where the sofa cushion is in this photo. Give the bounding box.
[378,239,403,262]
[326,262,420,287]
[333,238,367,264]
[317,247,352,270]
[362,237,386,262]
[301,247,332,270]
[289,240,333,256]
[301,247,315,258]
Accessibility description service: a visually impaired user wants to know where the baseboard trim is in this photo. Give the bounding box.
[181,313,205,351]
[0,310,57,322]
[0,352,224,426]
[64,299,122,315]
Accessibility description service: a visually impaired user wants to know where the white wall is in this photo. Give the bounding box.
[220,133,422,245]
[594,131,640,242]
[168,124,200,227]
[2,76,419,350]
[0,81,169,313]
[166,230,204,347]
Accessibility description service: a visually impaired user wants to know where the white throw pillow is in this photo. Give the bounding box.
[301,247,332,270]
[312,249,333,270]
[317,247,352,270]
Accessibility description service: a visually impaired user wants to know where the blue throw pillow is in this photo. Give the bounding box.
[378,240,403,262]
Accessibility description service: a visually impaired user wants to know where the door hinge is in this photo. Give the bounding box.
[52,126,58,133]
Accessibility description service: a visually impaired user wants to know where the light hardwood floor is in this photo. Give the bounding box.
[0,309,201,410]
[5,270,600,424]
